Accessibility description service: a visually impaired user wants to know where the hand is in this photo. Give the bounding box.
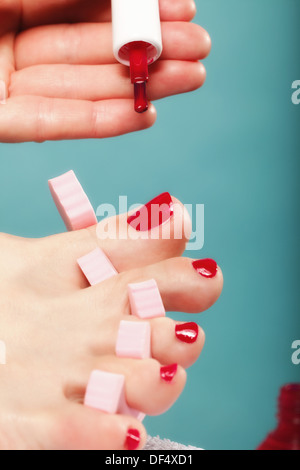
[0,0,211,142]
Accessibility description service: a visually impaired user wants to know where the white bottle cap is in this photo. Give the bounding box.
[112,0,163,67]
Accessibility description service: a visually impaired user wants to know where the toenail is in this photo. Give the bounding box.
[128,280,166,319]
[192,259,218,279]
[77,247,118,286]
[116,321,151,359]
[127,192,174,232]
[175,322,199,344]
[48,170,97,231]
[160,364,178,383]
[125,429,140,450]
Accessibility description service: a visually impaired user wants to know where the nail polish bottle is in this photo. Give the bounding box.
[258,384,300,450]
[111,0,163,113]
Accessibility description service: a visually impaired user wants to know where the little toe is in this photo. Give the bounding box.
[51,403,146,450]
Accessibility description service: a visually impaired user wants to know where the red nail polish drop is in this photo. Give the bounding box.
[258,384,300,450]
[129,42,149,113]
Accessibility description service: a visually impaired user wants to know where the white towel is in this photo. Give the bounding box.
[144,436,203,450]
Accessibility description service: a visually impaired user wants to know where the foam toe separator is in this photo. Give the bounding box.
[77,248,118,286]
[84,370,145,421]
[128,279,166,319]
[49,170,97,231]
[116,321,151,359]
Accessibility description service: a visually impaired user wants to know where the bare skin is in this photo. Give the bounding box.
[0,0,211,141]
[0,195,223,450]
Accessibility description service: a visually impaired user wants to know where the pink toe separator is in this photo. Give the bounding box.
[116,320,151,359]
[48,170,97,231]
[84,370,124,414]
[128,279,166,319]
[77,248,118,286]
[84,370,145,421]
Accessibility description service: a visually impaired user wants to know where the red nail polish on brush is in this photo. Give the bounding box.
[192,259,218,279]
[175,322,199,344]
[111,0,163,113]
[127,192,174,232]
[125,428,141,450]
[134,81,149,114]
[130,44,149,113]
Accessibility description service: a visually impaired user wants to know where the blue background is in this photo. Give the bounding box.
[0,0,299,450]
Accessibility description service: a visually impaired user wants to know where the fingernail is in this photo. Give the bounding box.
[192,259,218,278]
[127,192,173,232]
[125,428,140,450]
[0,80,6,104]
[160,364,178,383]
[175,322,199,344]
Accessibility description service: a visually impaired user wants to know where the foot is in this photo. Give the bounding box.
[0,194,223,450]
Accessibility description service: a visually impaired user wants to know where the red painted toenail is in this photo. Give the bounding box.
[127,192,173,232]
[125,428,141,450]
[192,259,218,279]
[175,322,199,344]
[160,364,178,383]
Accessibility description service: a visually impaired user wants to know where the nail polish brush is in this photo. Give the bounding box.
[112,0,163,113]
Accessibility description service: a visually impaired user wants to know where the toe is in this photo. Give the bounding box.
[87,195,192,271]
[51,403,146,450]
[43,194,192,291]
[122,257,224,314]
[75,257,221,366]
[66,357,186,417]
[150,317,205,368]
[111,316,205,369]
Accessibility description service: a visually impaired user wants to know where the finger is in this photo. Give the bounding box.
[0,0,20,89]
[0,33,15,103]
[21,0,196,28]
[10,61,206,102]
[0,96,156,143]
[160,0,196,22]
[15,22,210,69]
